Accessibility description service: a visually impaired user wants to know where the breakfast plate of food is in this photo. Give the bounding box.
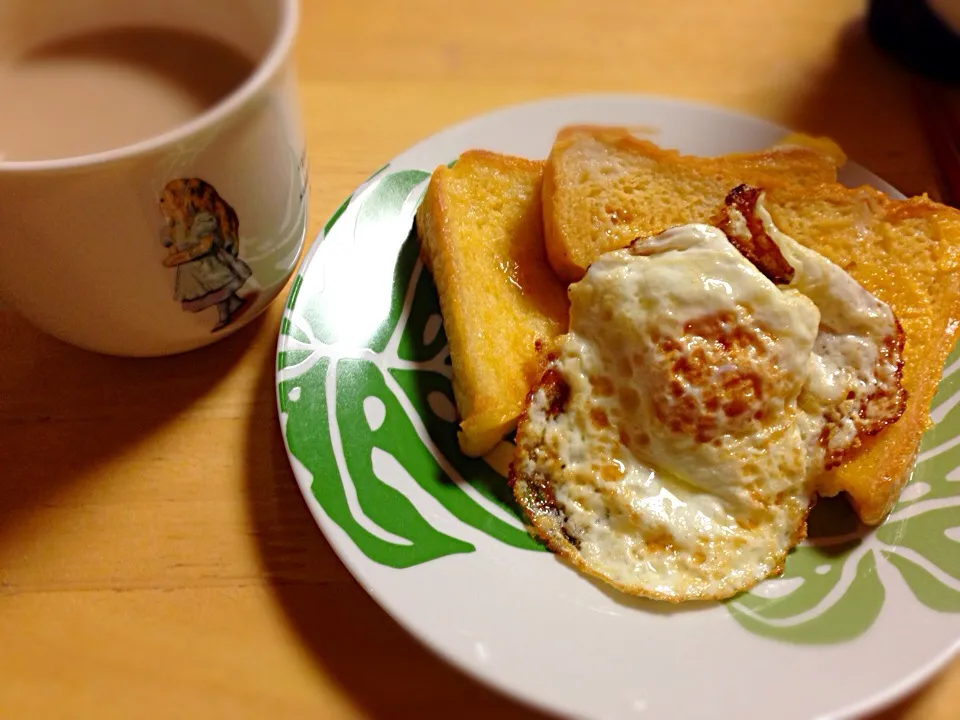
[276,94,960,720]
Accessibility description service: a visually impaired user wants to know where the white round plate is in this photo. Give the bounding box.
[276,95,960,720]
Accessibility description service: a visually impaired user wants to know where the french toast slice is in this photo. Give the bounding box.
[765,186,960,524]
[415,150,569,457]
[542,126,844,281]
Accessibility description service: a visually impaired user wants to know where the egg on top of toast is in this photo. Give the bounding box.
[511,185,906,602]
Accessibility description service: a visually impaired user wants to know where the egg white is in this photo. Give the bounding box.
[512,204,902,601]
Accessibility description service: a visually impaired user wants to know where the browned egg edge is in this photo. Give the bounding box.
[507,184,908,602]
[508,364,813,602]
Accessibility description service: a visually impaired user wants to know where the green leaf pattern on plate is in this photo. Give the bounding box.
[278,167,540,569]
[278,169,960,642]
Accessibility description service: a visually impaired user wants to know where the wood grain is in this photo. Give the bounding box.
[1,0,957,717]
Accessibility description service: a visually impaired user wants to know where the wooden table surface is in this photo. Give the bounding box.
[2,0,959,717]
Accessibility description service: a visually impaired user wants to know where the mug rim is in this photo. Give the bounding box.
[0,0,299,174]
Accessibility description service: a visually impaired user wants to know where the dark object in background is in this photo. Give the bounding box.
[868,0,960,83]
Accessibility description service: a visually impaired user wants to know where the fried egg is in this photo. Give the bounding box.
[511,186,906,602]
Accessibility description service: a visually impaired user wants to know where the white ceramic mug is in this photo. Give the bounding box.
[0,0,307,356]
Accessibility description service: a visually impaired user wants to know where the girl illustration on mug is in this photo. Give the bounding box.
[159,178,253,332]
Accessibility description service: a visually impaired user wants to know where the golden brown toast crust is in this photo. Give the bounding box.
[415,150,569,457]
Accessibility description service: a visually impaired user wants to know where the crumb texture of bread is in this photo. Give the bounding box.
[542,126,842,281]
[415,150,569,457]
[767,188,960,524]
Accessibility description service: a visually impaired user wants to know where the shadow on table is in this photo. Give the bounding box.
[780,17,936,198]
[242,339,552,719]
[0,310,261,548]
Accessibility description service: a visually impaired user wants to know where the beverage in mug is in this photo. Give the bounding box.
[0,0,307,356]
